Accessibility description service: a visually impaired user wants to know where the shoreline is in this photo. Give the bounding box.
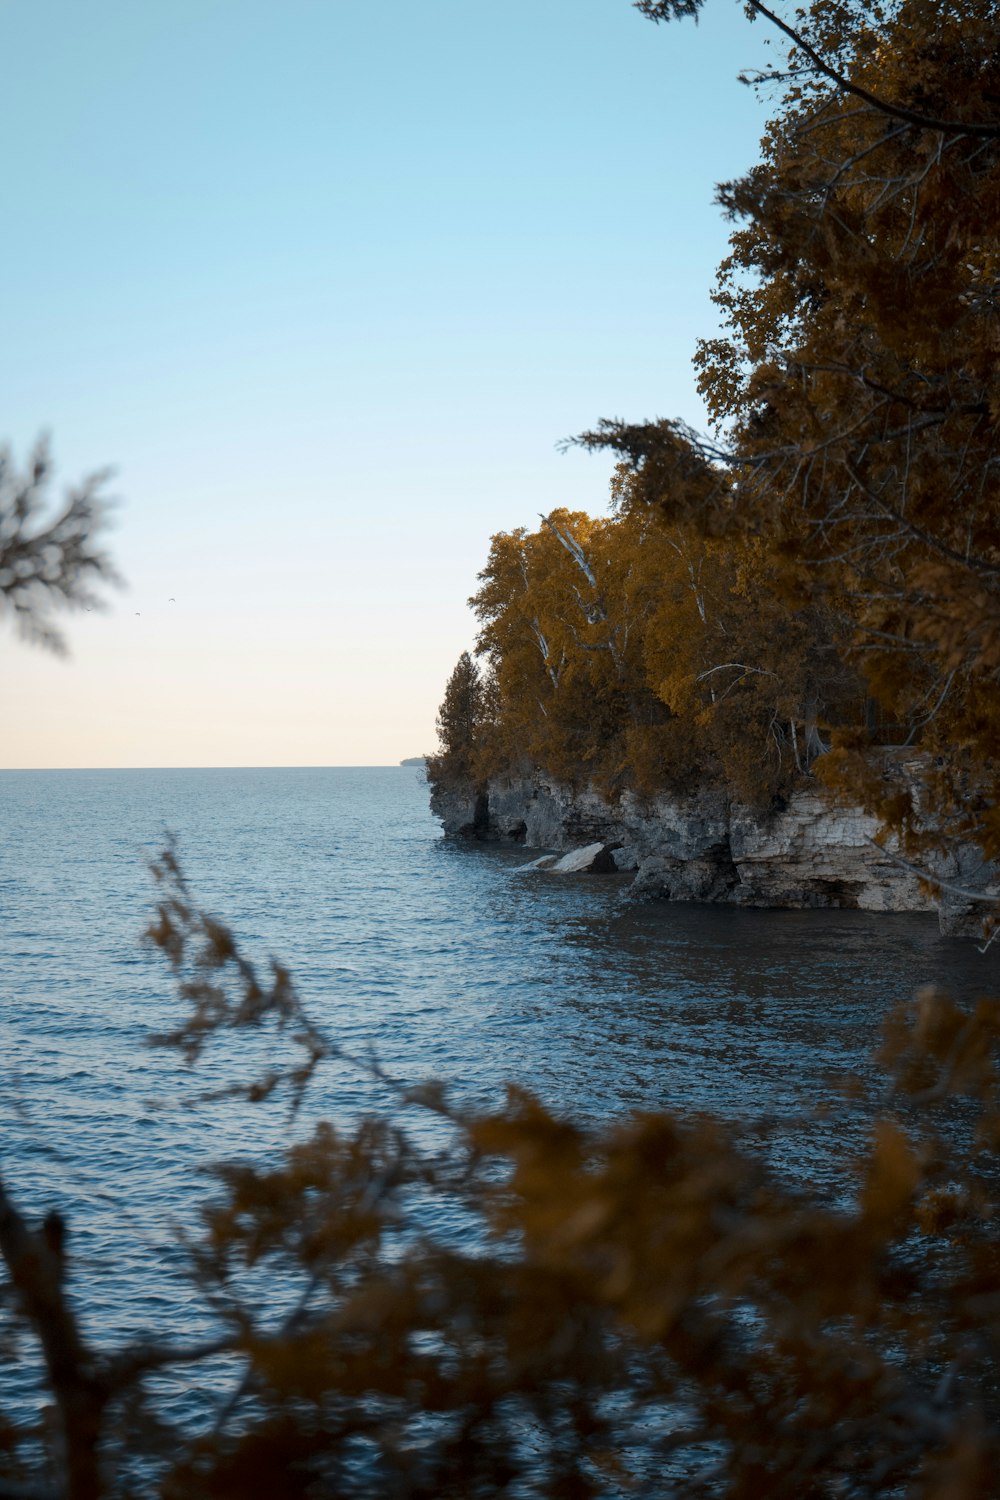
[430,770,995,937]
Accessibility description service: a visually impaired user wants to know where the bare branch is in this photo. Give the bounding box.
[540,511,600,593]
[863,837,1000,907]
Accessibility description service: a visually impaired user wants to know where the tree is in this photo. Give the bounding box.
[580,0,1000,868]
[431,650,485,782]
[460,494,862,805]
[468,511,652,790]
[0,433,122,1499]
[0,437,119,654]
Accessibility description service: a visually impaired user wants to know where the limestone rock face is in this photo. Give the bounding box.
[727,793,930,912]
[429,771,996,932]
[933,843,1000,936]
[427,780,491,841]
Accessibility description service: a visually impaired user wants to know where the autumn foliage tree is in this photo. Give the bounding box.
[581,0,1000,866]
[455,496,862,806]
[465,509,665,792]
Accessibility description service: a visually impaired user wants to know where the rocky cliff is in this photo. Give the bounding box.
[429,772,995,935]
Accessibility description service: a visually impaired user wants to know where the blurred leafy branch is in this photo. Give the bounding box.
[5,849,1000,1497]
[0,438,119,655]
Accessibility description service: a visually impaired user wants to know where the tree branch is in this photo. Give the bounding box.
[745,0,1000,140]
[0,1178,105,1500]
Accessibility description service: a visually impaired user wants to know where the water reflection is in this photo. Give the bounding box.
[435,842,1000,1194]
[3,767,999,1336]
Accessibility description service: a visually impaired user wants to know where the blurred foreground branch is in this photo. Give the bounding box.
[3,849,1000,1497]
[0,438,119,654]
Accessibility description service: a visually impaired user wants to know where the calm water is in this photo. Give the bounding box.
[2,766,998,1367]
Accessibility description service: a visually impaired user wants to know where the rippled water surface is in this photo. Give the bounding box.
[2,766,998,1364]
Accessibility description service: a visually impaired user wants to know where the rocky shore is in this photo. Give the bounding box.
[430,772,996,936]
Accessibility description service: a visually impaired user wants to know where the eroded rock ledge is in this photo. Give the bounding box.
[429,773,995,936]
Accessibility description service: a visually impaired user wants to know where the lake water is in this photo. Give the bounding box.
[2,766,997,1392]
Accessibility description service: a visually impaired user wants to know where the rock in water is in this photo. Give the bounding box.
[550,843,618,874]
[513,854,560,872]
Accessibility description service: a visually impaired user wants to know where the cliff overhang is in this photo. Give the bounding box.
[430,772,994,936]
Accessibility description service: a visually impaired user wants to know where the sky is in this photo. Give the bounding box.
[2,0,773,768]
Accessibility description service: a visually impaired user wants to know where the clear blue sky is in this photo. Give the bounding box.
[2,0,773,767]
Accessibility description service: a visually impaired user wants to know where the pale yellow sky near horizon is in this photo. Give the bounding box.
[2,516,490,768]
[1,443,613,769]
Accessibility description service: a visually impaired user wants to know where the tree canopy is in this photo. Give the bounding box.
[580,0,1000,866]
[436,495,865,808]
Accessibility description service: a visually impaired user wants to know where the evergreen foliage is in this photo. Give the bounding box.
[428,651,487,784]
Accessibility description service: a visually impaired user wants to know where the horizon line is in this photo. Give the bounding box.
[0,762,428,772]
